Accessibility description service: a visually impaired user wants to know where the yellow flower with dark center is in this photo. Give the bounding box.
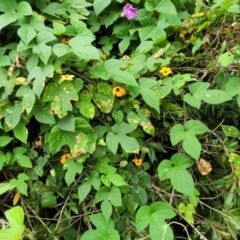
[60,74,75,81]
[113,86,127,97]
[134,158,143,167]
[159,67,172,77]
[60,153,72,164]
[60,37,70,44]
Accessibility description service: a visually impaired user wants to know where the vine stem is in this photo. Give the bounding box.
[152,184,208,240]
[55,173,84,231]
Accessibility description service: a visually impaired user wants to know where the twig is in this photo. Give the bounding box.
[25,203,58,240]
[55,174,83,231]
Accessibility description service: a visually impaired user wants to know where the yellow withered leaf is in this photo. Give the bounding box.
[197,158,212,175]
[16,77,27,85]
[13,191,21,206]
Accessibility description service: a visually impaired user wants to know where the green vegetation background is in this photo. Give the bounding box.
[0,0,240,239]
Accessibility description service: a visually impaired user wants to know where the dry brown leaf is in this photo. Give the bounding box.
[33,135,43,148]
[197,158,212,175]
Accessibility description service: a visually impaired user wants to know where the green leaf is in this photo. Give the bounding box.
[0,206,25,240]
[150,218,173,240]
[16,85,36,115]
[101,200,112,222]
[185,120,208,135]
[93,0,111,15]
[171,153,194,169]
[136,201,175,239]
[81,230,102,240]
[139,78,159,112]
[119,37,130,55]
[104,59,138,87]
[97,158,117,175]
[107,174,127,186]
[17,24,36,45]
[106,122,139,154]
[88,171,101,190]
[131,186,147,206]
[26,54,39,72]
[135,40,153,54]
[72,132,97,157]
[94,186,110,203]
[170,124,184,145]
[0,55,11,66]
[28,65,54,97]
[154,0,181,25]
[182,133,201,160]
[10,173,29,196]
[0,73,15,99]
[53,22,66,35]
[48,126,75,154]
[222,125,239,138]
[75,93,95,119]
[57,113,75,132]
[34,156,48,177]
[78,181,91,203]
[13,118,28,143]
[15,154,32,168]
[36,31,56,44]
[93,83,114,114]
[136,206,151,232]
[170,120,207,160]
[178,203,195,224]
[139,26,166,43]
[217,52,235,67]
[94,186,122,206]
[101,175,110,187]
[127,111,140,128]
[41,192,57,208]
[0,12,18,31]
[157,160,172,181]
[32,43,52,65]
[1,101,23,129]
[226,77,240,97]
[0,136,13,147]
[158,154,195,196]
[112,110,124,124]
[109,186,122,206]
[33,104,56,124]
[64,159,83,186]
[192,37,206,55]
[183,93,201,109]
[0,0,17,12]
[53,43,71,57]
[198,90,231,104]
[185,82,228,107]
[43,82,78,118]
[0,182,16,195]
[17,1,32,16]
[69,36,100,60]
[170,168,194,196]
[48,118,92,154]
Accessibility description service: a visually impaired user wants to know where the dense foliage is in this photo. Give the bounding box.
[0,0,240,239]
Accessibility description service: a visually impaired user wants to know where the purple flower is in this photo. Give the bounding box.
[121,3,137,20]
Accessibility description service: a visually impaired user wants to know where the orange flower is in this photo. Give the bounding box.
[113,86,127,97]
[159,66,172,77]
[134,158,143,167]
[60,37,70,44]
[60,153,72,164]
